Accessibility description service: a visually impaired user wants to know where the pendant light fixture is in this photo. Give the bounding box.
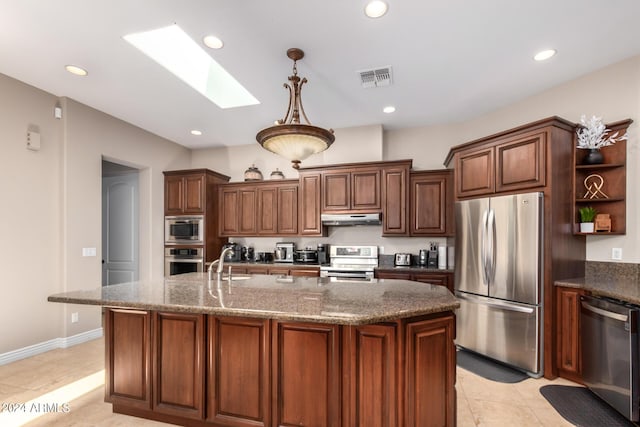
[256,48,334,169]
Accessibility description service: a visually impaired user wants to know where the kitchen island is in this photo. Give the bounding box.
[48,273,459,427]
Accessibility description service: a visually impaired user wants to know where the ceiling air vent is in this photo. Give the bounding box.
[358,66,392,88]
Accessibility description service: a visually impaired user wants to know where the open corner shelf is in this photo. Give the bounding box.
[572,119,632,236]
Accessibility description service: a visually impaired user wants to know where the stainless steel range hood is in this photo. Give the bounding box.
[320,213,382,226]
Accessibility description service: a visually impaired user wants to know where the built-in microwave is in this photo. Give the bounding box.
[165,216,204,244]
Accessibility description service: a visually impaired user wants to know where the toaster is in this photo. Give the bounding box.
[394,253,412,266]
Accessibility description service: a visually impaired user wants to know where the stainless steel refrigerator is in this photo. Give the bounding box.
[455,191,543,376]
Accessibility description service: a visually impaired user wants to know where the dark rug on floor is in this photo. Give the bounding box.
[540,385,635,427]
[456,349,528,383]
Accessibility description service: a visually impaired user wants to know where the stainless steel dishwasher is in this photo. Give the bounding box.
[581,295,640,422]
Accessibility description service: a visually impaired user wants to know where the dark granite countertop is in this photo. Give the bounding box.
[48,273,459,325]
[554,261,640,305]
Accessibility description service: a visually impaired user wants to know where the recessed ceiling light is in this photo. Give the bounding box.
[203,35,224,49]
[365,1,388,18]
[124,24,259,109]
[533,49,557,61]
[190,130,202,136]
[383,106,396,113]
[65,65,88,76]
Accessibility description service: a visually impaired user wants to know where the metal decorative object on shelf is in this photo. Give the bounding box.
[594,214,612,232]
[244,164,263,181]
[583,174,608,199]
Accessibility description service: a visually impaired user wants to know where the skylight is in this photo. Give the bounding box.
[124,25,259,109]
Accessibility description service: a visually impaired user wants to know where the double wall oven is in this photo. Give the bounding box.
[165,215,205,277]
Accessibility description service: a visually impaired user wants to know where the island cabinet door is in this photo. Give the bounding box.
[152,312,205,420]
[207,316,270,426]
[105,308,151,409]
[272,321,341,427]
[405,314,456,427]
[342,323,398,427]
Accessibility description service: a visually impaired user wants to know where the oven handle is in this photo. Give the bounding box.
[322,271,371,278]
[165,257,204,263]
[581,301,629,322]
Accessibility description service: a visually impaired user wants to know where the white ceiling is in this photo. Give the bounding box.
[2,0,640,149]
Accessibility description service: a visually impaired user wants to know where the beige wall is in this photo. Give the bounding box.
[193,56,640,262]
[0,73,191,354]
[385,55,640,262]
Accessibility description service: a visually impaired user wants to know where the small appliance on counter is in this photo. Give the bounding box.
[418,249,428,266]
[222,243,242,262]
[254,252,274,263]
[274,242,295,263]
[427,242,439,268]
[394,253,412,267]
[295,248,318,264]
[317,244,330,265]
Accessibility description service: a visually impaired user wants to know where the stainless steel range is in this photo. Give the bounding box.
[319,245,378,280]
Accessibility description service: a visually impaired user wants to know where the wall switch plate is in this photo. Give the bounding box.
[612,248,622,260]
[82,247,97,257]
[71,312,79,323]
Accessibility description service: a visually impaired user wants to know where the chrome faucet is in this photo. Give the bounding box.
[208,247,235,281]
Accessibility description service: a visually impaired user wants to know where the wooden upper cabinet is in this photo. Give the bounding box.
[382,162,411,236]
[495,130,546,193]
[164,171,213,215]
[455,146,495,198]
[219,180,299,237]
[277,185,298,235]
[257,187,277,235]
[219,188,240,235]
[322,168,381,213]
[445,118,578,200]
[164,168,230,218]
[239,189,257,235]
[298,171,324,236]
[410,170,454,236]
[323,172,350,211]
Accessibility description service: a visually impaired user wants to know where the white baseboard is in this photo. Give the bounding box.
[0,328,103,366]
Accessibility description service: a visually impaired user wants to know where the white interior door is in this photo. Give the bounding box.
[102,172,139,285]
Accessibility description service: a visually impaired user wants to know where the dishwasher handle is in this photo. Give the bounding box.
[581,300,629,322]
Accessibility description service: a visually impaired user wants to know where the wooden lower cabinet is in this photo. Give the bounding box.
[376,270,454,294]
[105,308,151,409]
[107,310,456,426]
[153,312,205,420]
[556,286,586,383]
[343,323,397,427]
[273,322,342,427]
[208,317,270,426]
[405,315,456,427]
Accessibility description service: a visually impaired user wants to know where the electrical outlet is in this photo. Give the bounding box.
[612,248,622,260]
[71,312,79,323]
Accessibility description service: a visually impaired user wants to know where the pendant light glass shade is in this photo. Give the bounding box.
[257,48,334,169]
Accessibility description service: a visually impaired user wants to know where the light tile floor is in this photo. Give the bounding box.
[0,339,578,426]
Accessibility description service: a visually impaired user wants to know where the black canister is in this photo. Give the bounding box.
[418,249,428,266]
[317,244,330,265]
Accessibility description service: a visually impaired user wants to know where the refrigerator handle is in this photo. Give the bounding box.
[487,208,496,283]
[456,293,535,313]
[480,209,489,285]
